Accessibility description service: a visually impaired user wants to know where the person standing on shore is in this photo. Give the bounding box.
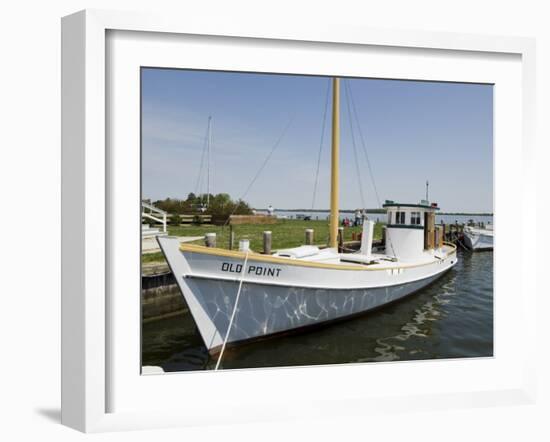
[354,209,362,227]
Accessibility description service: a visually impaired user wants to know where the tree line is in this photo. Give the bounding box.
[145,193,253,224]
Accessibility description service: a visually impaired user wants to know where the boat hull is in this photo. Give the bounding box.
[187,270,450,353]
[157,238,457,353]
[463,229,493,251]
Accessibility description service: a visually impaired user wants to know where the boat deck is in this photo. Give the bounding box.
[179,242,457,272]
[273,244,455,269]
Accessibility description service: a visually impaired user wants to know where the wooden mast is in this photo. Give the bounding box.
[329,77,340,249]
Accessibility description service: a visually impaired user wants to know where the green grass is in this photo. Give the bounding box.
[142,251,168,264]
[143,219,383,265]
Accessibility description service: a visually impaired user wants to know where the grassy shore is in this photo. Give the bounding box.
[142,219,384,264]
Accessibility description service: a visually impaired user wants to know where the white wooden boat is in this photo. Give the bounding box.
[463,225,493,251]
[158,78,457,356]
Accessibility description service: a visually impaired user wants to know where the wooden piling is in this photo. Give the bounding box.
[338,227,344,252]
[229,226,234,250]
[305,229,314,245]
[205,232,216,248]
[263,231,272,255]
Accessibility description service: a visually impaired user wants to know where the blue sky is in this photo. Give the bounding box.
[142,68,493,212]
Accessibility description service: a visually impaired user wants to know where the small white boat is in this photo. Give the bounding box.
[158,78,458,357]
[463,225,493,251]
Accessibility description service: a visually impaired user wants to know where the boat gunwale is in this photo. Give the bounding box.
[179,242,457,271]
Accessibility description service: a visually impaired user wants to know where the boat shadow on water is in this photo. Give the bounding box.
[142,249,493,372]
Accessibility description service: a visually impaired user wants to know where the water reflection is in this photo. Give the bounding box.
[363,275,458,362]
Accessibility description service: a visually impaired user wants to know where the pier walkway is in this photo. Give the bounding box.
[142,235,203,254]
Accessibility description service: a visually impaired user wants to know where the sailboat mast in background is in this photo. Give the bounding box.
[207,116,212,208]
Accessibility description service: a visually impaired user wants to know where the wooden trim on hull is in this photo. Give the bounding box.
[180,242,457,272]
[207,265,454,357]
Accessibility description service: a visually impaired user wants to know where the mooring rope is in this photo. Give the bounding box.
[456,237,470,251]
[214,250,250,370]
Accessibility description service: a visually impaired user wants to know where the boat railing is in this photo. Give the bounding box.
[142,201,167,233]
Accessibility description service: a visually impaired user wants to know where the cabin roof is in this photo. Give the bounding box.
[382,201,440,211]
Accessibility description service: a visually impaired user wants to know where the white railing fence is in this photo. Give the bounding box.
[141,201,167,233]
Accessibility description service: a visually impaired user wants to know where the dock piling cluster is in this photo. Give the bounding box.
[202,221,468,255]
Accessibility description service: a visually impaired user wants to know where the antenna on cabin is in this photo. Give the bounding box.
[426,180,429,202]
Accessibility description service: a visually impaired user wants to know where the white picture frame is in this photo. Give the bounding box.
[61,9,537,433]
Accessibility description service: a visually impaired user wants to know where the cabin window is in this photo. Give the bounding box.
[411,212,421,225]
[395,211,406,224]
[388,212,392,224]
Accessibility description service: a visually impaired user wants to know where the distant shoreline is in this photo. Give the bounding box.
[256,208,493,216]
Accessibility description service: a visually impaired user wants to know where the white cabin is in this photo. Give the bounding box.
[383,200,442,262]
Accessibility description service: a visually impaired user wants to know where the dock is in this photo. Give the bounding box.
[142,235,204,254]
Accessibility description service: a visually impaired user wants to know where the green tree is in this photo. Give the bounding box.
[149,193,252,223]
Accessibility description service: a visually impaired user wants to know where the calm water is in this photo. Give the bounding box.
[257,210,493,226]
[142,249,493,371]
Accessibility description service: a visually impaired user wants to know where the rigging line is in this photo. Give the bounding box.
[207,116,211,206]
[344,79,366,209]
[311,78,331,210]
[347,80,382,208]
[208,116,213,205]
[194,119,210,203]
[346,81,397,258]
[387,235,398,260]
[223,116,294,226]
[215,250,249,370]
